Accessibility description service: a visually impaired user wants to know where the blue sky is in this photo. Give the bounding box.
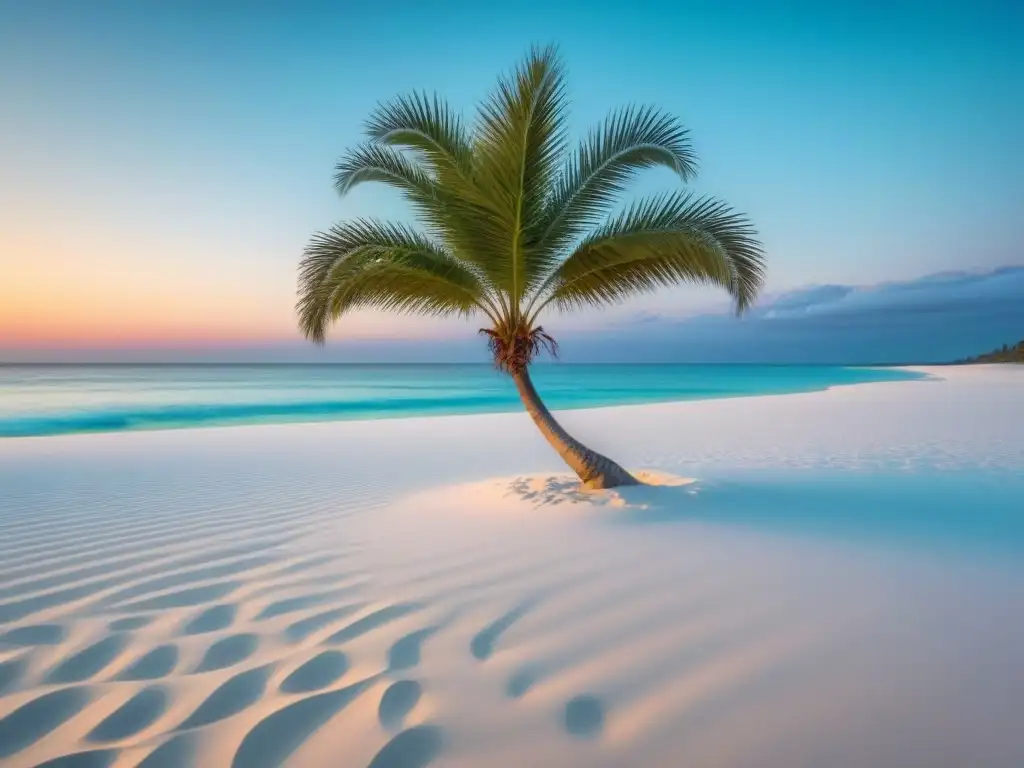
[1,0,1021,362]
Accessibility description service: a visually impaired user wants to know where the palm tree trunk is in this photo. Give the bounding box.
[511,367,638,489]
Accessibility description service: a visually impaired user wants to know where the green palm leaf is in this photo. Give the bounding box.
[531,191,765,320]
[472,44,569,306]
[536,105,698,265]
[358,91,512,301]
[334,142,435,198]
[365,91,472,184]
[333,141,509,307]
[333,142,441,221]
[297,220,492,343]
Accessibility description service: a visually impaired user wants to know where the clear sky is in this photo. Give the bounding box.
[1,0,1021,362]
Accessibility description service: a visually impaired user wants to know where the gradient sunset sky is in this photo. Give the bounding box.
[2,0,1021,362]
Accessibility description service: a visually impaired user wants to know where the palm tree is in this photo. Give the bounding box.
[298,46,765,489]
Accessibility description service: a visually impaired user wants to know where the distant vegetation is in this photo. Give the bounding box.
[957,340,1024,364]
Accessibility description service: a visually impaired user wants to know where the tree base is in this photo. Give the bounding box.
[581,464,641,490]
[511,367,640,491]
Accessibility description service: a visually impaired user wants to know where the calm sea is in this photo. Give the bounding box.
[0,364,924,438]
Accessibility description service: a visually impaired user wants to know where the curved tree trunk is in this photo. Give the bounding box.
[511,367,638,489]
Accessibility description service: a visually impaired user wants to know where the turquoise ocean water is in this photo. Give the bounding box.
[0,364,924,438]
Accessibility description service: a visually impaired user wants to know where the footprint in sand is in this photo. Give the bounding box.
[563,694,605,739]
[177,665,272,729]
[32,748,120,767]
[87,685,170,742]
[181,604,237,635]
[367,725,444,768]
[0,686,93,759]
[116,644,179,681]
[192,633,259,673]
[0,623,67,646]
[279,651,350,694]
[45,634,130,684]
[378,680,422,731]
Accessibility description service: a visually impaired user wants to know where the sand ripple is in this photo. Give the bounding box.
[1,368,1023,766]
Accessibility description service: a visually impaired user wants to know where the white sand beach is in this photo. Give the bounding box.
[1,365,1023,768]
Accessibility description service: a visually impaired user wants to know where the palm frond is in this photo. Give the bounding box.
[365,91,472,184]
[300,46,768,354]
[333,143,509,310]
[537,106,697,262]
[297,220,492,343]
[471,44,569,304]
[355,94,509,303]
[334,142,436,199]
[532,191,765,320]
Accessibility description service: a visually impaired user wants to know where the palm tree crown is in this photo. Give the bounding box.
[298,45,765,371]
[298,45,766,489]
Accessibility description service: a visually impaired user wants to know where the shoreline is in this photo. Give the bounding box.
[0,364,936,441]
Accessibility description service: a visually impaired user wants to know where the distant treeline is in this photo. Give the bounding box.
[956,339,1024,364]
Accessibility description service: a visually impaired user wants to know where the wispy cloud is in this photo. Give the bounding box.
[755,266,1023,321]
[566,266,1024,364]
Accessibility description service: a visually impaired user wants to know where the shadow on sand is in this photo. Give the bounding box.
[0,687,94,760]
[507,470,1024,556]
[231,678,375,768]
[367,725,444,768]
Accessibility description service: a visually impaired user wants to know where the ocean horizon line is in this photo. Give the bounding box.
[0,360,951,368]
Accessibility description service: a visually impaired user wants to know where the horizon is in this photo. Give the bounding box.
[0,361,968,367]
[4,262,1021,364]
[2,0,1021,363]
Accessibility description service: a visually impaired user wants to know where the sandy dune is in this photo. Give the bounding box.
[1,365,1023,767]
